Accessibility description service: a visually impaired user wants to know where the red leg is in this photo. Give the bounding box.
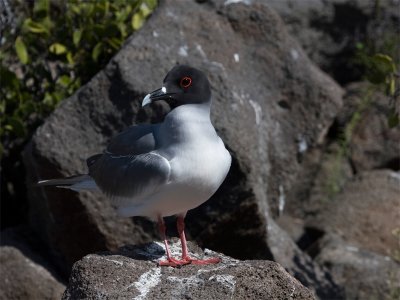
[176,215,221,265]
[157,216,190,267]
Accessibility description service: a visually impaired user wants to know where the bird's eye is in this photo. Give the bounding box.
[180,76,192,89]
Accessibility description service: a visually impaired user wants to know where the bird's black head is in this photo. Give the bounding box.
[142,65,211,108]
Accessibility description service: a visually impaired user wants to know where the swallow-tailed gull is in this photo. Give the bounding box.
[38,65,232,266]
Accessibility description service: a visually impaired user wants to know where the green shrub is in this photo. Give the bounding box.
[355,48,399,128]
[0,0,157,157]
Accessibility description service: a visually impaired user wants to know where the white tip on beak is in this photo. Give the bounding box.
[142,94,152,107]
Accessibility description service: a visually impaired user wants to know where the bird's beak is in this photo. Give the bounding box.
[142,86,175,107]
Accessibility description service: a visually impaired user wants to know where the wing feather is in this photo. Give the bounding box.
[88,124,170,200]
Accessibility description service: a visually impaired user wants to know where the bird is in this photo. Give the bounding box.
[37,65,232,267]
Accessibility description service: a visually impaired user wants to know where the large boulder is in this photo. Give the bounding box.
[287,169,400,299]
[309,170,400,257]
[0,227,65,300]
[339,82,400,172]
[24,0,343,285]
[266,0,400,83]
[280,82,400,228]
[266,219,343,299]
[62,240,315,300]
[315,234,400,299]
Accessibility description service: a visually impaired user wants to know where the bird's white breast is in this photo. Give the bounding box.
[156,104,231,215]
[161,104,231,195]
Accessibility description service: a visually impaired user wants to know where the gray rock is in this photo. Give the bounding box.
[267,219,343,299]
[281,82,400,224]
[310,170,400,257]
[265,0,400,83]
[289,142,354,218]
[342,82,400,172]
[315,234,400,300]
[62,240,316,300]
[0,231,65,300]
[24,0,342,289]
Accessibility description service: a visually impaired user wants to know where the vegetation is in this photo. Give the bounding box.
[0,0,157,158]
[0,0,157,228]
[355,49,399,127]
[322,42,399,200]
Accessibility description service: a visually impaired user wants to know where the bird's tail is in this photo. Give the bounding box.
[36,174,98,192]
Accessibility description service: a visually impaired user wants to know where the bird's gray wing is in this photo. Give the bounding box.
[88,124,171,199]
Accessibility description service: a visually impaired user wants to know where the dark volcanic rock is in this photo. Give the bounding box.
[0,228,65,300]
[287,142,354,218]
[266,0,400,83]
[342,82,400,172]
[267,219,343,299]
[24,0,342,288]
[283,82,400,219]
[310,170,400,257]
[62,240,315,300]
[315,234,400,300]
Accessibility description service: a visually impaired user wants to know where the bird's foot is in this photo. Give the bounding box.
[158,256,191,267]
[158,256,221,267]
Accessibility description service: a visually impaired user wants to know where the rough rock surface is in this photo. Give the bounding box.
[266,219,343,299]
[310,170,400,257]
[62,240,315,300]
[343,82,400,172]
[0,229,65,300]
[284,169,400,299]
[23,0,343,278]
[282,82,400,220]
[266,0,400,83]
[276,79,400,298]
[315,234,400,300]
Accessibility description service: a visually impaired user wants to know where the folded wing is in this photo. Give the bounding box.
[88,124,171,200]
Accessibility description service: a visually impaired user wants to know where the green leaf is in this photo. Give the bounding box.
[374,54,395,71]
[107,37,122,50]
[34,0,50,14]
[23,18,49,34]
[388,77,396,96]
[66,51,74,65]
[42,92,53,106]
[116,6,132,23]
[131,13,144,30]
[366,54,396,84]
[49,43,67,55]
[145,0,158,10]
[57,75,72,87]
[15,36,29,64]
[70,4,81,15]
[140,3,152,18]
[117,23,127,38]
[7,117,27,138]
[73,29,83,46]
[92,42,103,62]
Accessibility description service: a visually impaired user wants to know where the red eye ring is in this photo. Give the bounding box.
[180,76,192,88]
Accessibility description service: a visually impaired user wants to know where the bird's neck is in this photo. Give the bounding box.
[165,103,211,124]
[158,103,215,146]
